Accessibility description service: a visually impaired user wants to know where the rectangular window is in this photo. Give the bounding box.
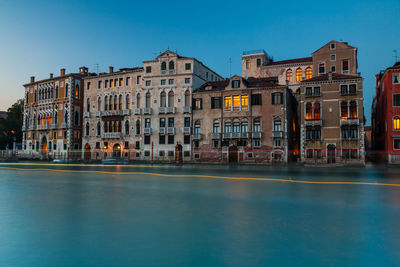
[213,123,220,133]
[224,96,232,111]
[161,79,166,85]
[319,63,325,74]
[193,99,202,110]
[159,118,165,128]
[185,78,190,84]
[144,151,150,157]
[232,95,240,110]
[349,84,357,94]
[272,93,283,105]
[213,140,219,148]
[135,141,140,149]
[257,58,261,67]
[168,79,174,85]
[251,94,262,105]
[393,94,400,107]
[306,127,313,140]
[105,80,109,88]
[232,80,240,88]
[331,54,336,61]
[394,139,400,150]
[273,120,281,131]
[185,63,191,70]
[124,142,129,149]
[119,78,123,87]
[253,139,261,148]
[393,74,399,84]
[340,85,348,95]
[168,118,174,127]
[145,80,151,86]
[145,118,151,128]
[168,135,174,144]
[306,87,312,96]
[342,60,349,73]
[394,118,400,130]
[144,135,150,145]
[87,82,91,90]
[126,77,130,86]
[184,135,190,144]
[184,117,190,127]
[146,66,152,73]
[137,76,141,84]
[253,120,261,132]
[241,95,248,110]
[314,87,321,96]
[274,139,281,147]
[331,66,336,73]
[159,135,165,144]
[211,97,221,109]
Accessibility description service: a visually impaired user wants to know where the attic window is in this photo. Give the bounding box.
[232,80,240,88]
[330,43,336,50]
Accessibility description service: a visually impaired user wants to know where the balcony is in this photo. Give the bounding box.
[122,109,131,116]
[305,119,322,126]
[340,118,360,125]
[212,133,221,139]
[83,111,91,118]
[223,132,232,139]
[37,125,48,130]
[143,108,152,115]
[101,132,123,139]
[252,132,262,139]
[182,127,191,135]
[240,132,250,139]
[231,132,241,139]
[166,107,176,114]
[158,107,166,114]
[61,123,68,129]
[144,128,152,135]
[159,127,166,134]
[192,133,202,140]
[272,131,283,138]
[183,106,192,113]
[167,127,176,135]
[96,111,101,117]
[50,123,56,129]
[134,108,142,115]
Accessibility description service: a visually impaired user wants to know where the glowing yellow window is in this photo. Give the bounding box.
[305,67,312,79]
[224,96,232,111]
[233,95,240,110]
[241,95,248,110]
[296,69,302,82]
[394,118,400,130]
[246,60,251,69]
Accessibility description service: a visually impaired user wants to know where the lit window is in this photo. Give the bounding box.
[241,95,248,111]
[306,103,312,120]
[286,69,293,82]
[296,69,302,82]
[232,96,240,110]
[341,102,349,120]
[393,117,400,130]
[305,68,312,79]
[246,60,251,69]
[224,96,232,111]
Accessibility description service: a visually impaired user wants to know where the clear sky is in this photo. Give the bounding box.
[0,0,399,124]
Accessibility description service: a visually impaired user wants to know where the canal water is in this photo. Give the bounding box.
[0,163,399,266]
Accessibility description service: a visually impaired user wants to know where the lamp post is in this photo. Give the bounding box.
[11,130,16,157]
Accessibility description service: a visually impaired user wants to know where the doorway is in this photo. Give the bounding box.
[229,145,238,163]
[112,144,121,158]
[327,144,336,164]
[84,143,91,161]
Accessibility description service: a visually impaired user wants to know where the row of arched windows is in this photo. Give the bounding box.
[134,90,191,109]
[161,61,174,71]
[286,67,312,82]
[100,94,130,111]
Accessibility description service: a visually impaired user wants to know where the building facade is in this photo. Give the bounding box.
[372,62,400,163]
[22,67,92,159]
[191,76,298,163]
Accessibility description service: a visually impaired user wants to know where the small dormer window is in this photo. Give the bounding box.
[330,43,336,50]
[232,80,240,88]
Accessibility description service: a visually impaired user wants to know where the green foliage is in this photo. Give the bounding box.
[0,99,24,149]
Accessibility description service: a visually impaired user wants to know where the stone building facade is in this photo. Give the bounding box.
[22,67,92,159]
[191,76,298,163]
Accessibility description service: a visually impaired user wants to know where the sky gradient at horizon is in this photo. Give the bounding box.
[0,0,399,124]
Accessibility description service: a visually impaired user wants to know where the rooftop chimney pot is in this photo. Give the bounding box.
[60,68,66,76]
[109,66,114,73]
[50,73,53,79]
[30,76,35,83]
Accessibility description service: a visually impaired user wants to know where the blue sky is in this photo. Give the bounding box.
[0,0,399,124]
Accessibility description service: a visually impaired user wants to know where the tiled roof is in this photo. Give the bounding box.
[387,62,400,70]
[266,57,312,66]
[302,73,361,83]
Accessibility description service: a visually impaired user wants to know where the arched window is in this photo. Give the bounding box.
[136,120,141,135]
[145,92,151,108]
[349,101,357,119]
[85,123,90,136]
[50,88,53,99]
[305,67,312,79]
[64,111,68,123]
[168,91,174,107]
[55,87,59,99]
[126,95,130,109]
[161,62,167,71]
[98,97,101,111]
[313,102,320,120]
[296,68,302,82]
[74,111,79,126]
[306,103,312,120]
[184,90,190,107]
[194,121,201,134]
[114,95,117,110]
[75,85,80,99]
[104,121,108,133]
[109,121,113,132]
[341,102,348,119]
[118,95,122,110]
[97,122,101,135]
[86,98,90,112]
[136,93,141,108]
[169,61,175,70]
[104,96,108,111]
[118,121,121,132]
[109,96,112,110]
[286,69,293,82]
[54,112,58,124]
[393,116,400,130]
[65,84,69,97]
[160,91,166,107]
[125,121,129,135]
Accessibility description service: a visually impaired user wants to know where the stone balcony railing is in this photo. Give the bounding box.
[305,119,322,126]
[144,128,152,135]
[182,127,191,135]
[83,111,91,118]
[167,127,176,135]
[211,133,221,139]
[159,127,166,134]
[101,132,123,139]
[340,118,360,125]
[183,106,192,114]
[143,108,152,115]
[134,108,142,115]
[192,133,202,140]
[158,107,166,114]
[252,132,262,139]
[272,131,283,138]
[166,107,176,114]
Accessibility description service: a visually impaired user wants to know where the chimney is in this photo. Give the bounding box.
[60,68,66,76]
[328,72,332,81]
[109,66,114,73]
[30,76,35,83]
[50,73,53,79]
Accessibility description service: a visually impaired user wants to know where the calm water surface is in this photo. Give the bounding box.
[0,163,400,266]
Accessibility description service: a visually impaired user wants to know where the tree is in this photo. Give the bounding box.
[0,99,24,149]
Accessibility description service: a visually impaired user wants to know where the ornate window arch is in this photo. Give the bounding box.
[286,69,293,82]
[305,67,312,79]
[169,61,175,70]
[296,68,302,82]
[160,91,166,107]
[168,91,174,107]
[161,62,167,71]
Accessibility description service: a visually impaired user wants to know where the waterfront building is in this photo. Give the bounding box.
[22,67,93,159]
[191,76,299,163]
[81,50,223,161]
[372,62,400,163]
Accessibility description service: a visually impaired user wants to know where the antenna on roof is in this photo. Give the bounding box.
[229,58,232,77]
[394,50,398,62]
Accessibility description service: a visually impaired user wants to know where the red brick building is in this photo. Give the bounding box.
[372,62,400,163]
